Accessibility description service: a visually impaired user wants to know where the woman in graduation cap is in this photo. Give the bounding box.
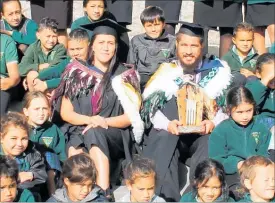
[51,18,144,200]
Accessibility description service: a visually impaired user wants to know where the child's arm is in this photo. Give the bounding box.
[19,45,38,76]
[209,127,244,174]
[11,20,38,45]
[245,79,268,106]
[28,150,47,186]
[53,125,67,162]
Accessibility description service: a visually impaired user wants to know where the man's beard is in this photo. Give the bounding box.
[180,57,201,74]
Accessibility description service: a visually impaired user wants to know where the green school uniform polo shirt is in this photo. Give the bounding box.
[0,34,18,77]
[15,188,35,202]
[0,17,38,45]
[71,15,93,38]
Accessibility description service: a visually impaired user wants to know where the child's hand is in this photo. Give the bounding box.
[167,120,182,135]
[33,78,48,92]
[23,78,28,90]
[201,120,215,135]
[237,161,244,170]
[38,63,50,71]
[18,172,33,183]
[240,68,255,78]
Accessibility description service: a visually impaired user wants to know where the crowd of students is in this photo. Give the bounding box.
[0,0,274,202]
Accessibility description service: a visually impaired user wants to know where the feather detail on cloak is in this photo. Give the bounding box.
[111,68,144,144]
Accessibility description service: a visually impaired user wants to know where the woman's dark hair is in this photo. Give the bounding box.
[68,28,90,41]
[226,86,256,114]
[140,6,165,25]
[88,32,119,114]
[0,0,21,13]
[0,155,19,182]
[62,153,97,184]
[192,159,229,201]
[83,0,107,9]
[256,53,275,73]
[0,112,29,137]
[124,155,156,184]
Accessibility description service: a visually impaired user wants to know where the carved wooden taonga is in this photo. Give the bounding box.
[177,82,216,134]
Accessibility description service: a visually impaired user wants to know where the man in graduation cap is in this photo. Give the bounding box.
[51,18,143,200]
[141,22,232,201]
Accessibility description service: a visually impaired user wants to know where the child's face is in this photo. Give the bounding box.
[65,178,94,201]
[84,0,105,21]
[257,62,275,89]
[23,97,50,127]
[231,102,254,126]
[233,31,254,56]
[0,176,17,202]
[37,28,58,52]
[143,20,165,39]
[68,39,90,61]
[1,1,22,27]
[248,165,275,202]
[126,175,155,202]
[1,126,28,157]
[197,176,222,202]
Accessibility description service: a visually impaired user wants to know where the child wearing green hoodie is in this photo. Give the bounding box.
[209,86,271,200]
[23,91,66,196]
[238,156,275,202]
[0,155,35,202]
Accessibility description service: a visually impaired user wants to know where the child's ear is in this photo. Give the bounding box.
[64,178,70,187]
[125,180,132,191]
[232,36,236,44]
[36,31,40,40]
[255,70,261,78]
[244,179,252,190]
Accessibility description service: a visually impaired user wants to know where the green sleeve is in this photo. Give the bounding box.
[54,125,67,162]
[5,38,18,63]
[180,192,195,202]
[245,79,268,106]
[71,20,79,31]
[38,57,70,80]
[19,45,39,76]
[48,44,67,66]
[209,127,243,174]
[46,78,61,89]
[11,20,38,45]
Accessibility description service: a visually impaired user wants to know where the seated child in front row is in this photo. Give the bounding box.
[47,153,108,202]
[23,91,66,196]
[238,156,274,202]
[0,155,35,202]
[19,17,66,91]
[209,86,271,199]
[180,159,234,202]
[246,53,275,130]
[0,112,47,196]
[222,22,258,87]
[119,155,165,202]
[127,6,176,91]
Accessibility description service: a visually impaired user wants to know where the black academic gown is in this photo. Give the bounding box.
[52,63,134,163]
[142,64,211,202]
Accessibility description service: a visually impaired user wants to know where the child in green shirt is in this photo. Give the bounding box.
[222,22,258,87]
[23,91,66,196]
[19,17,66,91]
[0,155,35,202]
[0,0,38,55]
[238,156,275,202]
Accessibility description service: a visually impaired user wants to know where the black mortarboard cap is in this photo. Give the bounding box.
[81,18,131,38]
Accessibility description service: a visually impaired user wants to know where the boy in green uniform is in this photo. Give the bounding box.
[0,33,20,115]
[222,22,258,86]
[30,28,90,92]
[19,17,66,91]
[0,155,35,202]
[0,0,38,56]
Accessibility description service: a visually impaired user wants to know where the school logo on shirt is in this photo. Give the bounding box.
[251,132,260,144]
[161,49,171,58]
[250,59,257,67]
[42,137,53,147]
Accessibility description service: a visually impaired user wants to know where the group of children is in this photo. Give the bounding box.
[0,0,274,202]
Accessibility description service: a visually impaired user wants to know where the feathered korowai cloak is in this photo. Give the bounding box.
[52,60,103,102]
[112,68,144,144]
[141,57,232,127]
